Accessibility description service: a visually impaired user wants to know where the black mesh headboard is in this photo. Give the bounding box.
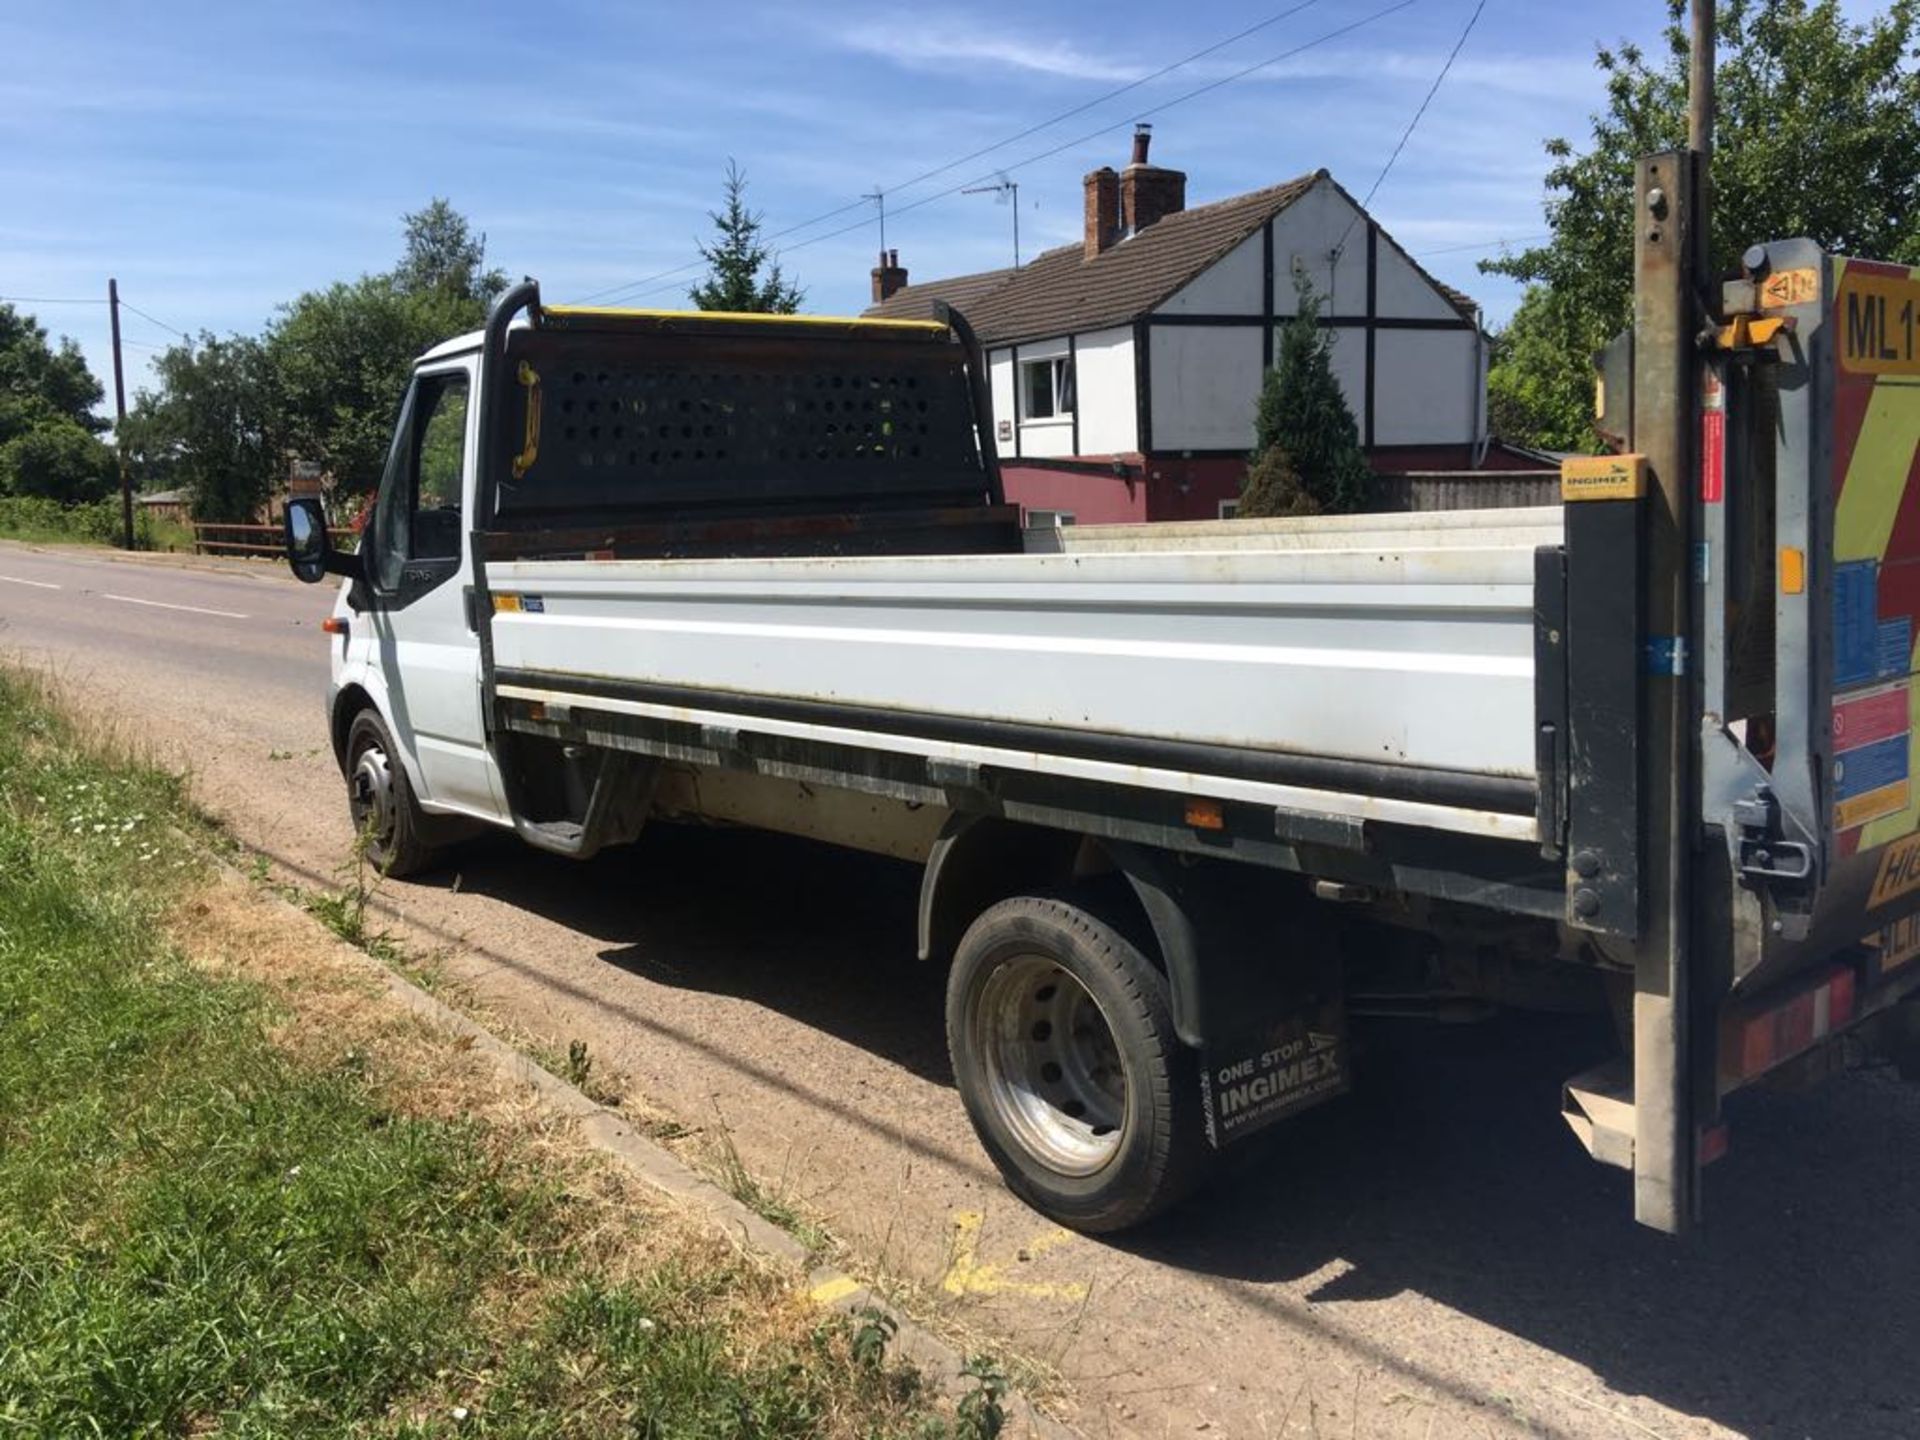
[489,317,991,526]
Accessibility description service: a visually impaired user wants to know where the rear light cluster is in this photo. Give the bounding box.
[1725,964,1857,1086]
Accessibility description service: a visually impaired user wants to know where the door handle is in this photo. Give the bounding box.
[511,362,541,479]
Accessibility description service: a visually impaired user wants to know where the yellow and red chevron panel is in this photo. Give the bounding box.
[1827,257,1920,857]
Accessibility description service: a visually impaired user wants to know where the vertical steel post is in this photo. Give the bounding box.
[1689,1,1715,161]
[1630,149,1702,1233]
[108,277,133,550]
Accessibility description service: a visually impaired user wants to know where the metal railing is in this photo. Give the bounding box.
[190,521,354,559]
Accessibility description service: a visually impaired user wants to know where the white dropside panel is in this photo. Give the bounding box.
[487,522,1553,787]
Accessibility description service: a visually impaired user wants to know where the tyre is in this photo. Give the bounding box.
[947,894,1208,1233]
[343,708,439,878]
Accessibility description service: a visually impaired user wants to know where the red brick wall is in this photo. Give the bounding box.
[1001,461,1148,525]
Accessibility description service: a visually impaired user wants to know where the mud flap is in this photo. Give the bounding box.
[1197,995,1350,1148]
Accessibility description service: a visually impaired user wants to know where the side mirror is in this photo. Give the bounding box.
[284,497,330,583]
[284,497,363,585]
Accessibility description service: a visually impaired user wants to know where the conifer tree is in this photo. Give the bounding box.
[689,161,804,314]
[1242,273,1369,515]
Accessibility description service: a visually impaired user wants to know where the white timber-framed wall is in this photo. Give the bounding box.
[988,325,1138,459]
[982,176,1488,463]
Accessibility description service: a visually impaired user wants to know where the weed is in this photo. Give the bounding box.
[852,1304,899,1371]
[709,1104,834,1255]
[565,1037,594,1090]
[955,1356,1010,1440]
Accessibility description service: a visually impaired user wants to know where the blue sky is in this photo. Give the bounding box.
[0,1,1762,404]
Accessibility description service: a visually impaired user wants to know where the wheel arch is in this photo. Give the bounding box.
[329,680,432,804]
[330,682,378,772]
[917,815,1319,1051]
[917,815,1197,1028]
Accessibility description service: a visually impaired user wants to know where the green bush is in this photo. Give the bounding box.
[0,496,175,550]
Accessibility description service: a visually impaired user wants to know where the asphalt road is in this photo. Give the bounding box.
[5,538,1919,1440]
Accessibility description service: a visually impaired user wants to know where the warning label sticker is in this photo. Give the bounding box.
[1834,680,1910,752]
[1760,267,1820,309]
[1834,680,1912,832]
[1836,732,1912,831]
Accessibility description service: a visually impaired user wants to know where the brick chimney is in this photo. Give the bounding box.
[870,248,908,304]
[1120,124,1186,237]
[1083,166,1120,260]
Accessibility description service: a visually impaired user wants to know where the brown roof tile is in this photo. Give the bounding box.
[866,266,1022,325]
[867,171,1323,346]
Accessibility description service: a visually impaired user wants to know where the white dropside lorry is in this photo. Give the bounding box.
[287,162,1920,1232]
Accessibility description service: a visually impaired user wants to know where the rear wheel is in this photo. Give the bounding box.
[343,709,438,878]
[947,894,1208,1232]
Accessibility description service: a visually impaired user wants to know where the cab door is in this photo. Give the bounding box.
[359,358,504,820]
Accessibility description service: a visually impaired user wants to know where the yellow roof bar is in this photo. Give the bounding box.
[541,304,949,336]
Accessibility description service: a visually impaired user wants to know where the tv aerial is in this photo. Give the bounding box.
[962,173,1021,267]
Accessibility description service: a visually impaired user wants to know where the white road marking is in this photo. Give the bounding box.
[103,592,249,620]
[0,574,60,589]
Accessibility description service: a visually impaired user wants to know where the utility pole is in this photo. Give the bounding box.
[1689,0,1715,161]
[1628,0,1714,1233]
[107,278,132,551]
[1690,0,1716,280]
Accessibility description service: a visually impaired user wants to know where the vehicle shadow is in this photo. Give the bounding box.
[438,825,1920,1439]
[1125,1012,1920,1439]
[440,823,953,1085]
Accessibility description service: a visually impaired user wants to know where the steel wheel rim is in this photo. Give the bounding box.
[349,740,397,848]
[973,953,1127,1176]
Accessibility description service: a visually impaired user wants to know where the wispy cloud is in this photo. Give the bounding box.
[835,20,1146,83]
[1232,48,1599,101]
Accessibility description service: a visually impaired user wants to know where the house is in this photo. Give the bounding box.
[134,488,191,524]
[866,128,1541,524]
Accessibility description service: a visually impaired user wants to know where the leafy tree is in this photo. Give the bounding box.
[1485,0,1920,451]
[1244,274,1370,514]
[114,406,181,494]
[267,277,483,495]
[0,420,114,502]
[0,304,106,444]
[689,161,803,313]
[393,198,507,303]
[134,335,283,522]
[0,304,113,503]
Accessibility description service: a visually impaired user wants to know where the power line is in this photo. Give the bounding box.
[598,0,1423,306]
[1414,232,1551,257]
[1336,0,1486,257]
[118,299,189,340]
[0,294,109,306]
[571,0,1343,306]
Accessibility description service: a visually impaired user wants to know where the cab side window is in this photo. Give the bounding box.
[411,377,469,560]
[368,371,470,593]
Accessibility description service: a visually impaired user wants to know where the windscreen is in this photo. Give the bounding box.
[489,321,990,526]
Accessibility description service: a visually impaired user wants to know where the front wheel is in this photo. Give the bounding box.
[343,709,439,878]
[947,894,1209,1233]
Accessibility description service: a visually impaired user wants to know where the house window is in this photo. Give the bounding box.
[1020,356,1075,420]
[1027,509,1076,528]
[1217,499,1240,520]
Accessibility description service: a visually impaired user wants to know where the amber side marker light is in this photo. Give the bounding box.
[320,617,349,637]
[1780,546,1807,595]
[1185,798,1225,831]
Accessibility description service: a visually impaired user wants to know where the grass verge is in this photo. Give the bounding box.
[0,495,190,550]
[0,667,995,1438]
